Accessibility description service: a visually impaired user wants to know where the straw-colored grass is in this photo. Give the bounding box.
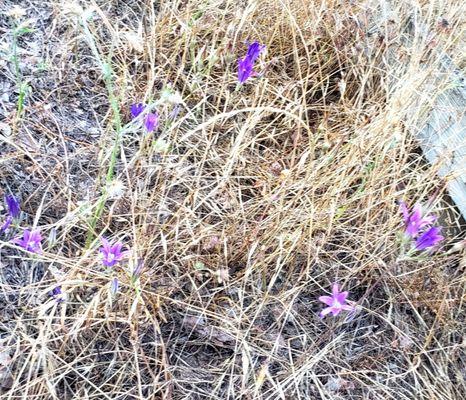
[0,0,465,399]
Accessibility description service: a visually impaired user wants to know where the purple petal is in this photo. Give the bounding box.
[144,113,159,132]
[5,195,20,218]
[330,307,342,316]
[318,295,334,306]
[23,229,31,242]
[112,242,123,254]
[332,283,340,296]
[335,291,348,304]
[415,226,444,251]
[130,103,145,119]
[103,258,117,267]
[411,204,423,221]
[101,237,111,251]
[420,214,436,226]
[319,307,333,318]
[238,57,254,83]
[246,41,264,62]
[31,231,42,242]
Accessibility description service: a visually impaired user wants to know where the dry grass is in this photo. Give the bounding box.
[0,0,465,399]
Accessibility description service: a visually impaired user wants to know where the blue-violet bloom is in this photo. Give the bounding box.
[130,103,145,119]
[0,195,20,234]
[237,41,264,84]
[246,41,265,62]
[5,195,20,218]
[100,237,127,267]
[238,56,255,84]
[400,202,436,237]
[0,217,13,234]
[50,286,64,302]
[415,226,444,251]
[13,229,42,254]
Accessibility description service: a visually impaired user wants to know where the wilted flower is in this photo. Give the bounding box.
[13,229,42,253]
[132,259,144,280]
[237,41,264,84]
[106,179,126,199]
[318,283,354,318]
[144,112,159,132]
[48,227,57,247]
[110,277,119,295]
[169,104,181,120]
[130,103,145,119]
[99,237,127,267]
[400,202,436,237]
[415,226,444,251]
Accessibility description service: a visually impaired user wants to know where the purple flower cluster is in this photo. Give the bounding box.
[238,41,265,84]
[400,202,444,251]
[130,103,159,132]
[0,195,20,234]
[0,195,43,254]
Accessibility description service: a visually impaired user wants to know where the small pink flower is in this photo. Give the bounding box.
[318,283,354,318]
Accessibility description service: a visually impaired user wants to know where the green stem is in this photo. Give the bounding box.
[81,15,123,246]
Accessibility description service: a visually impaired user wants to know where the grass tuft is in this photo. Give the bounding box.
[0,0,464,399]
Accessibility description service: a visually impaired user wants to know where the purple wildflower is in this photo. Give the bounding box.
[246,41,265,62]
[318,283,354,318]
[400,202,436,237]
[130,103,145,119]
[99,237,127,267]
[144,112,159,132]
[13,229,42,254]
[5,195,20,218]
[237,41,264,84]
[50,286,64,302]
[238,56,255,84]
[415,226,444,251]
[0,195,20,234]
